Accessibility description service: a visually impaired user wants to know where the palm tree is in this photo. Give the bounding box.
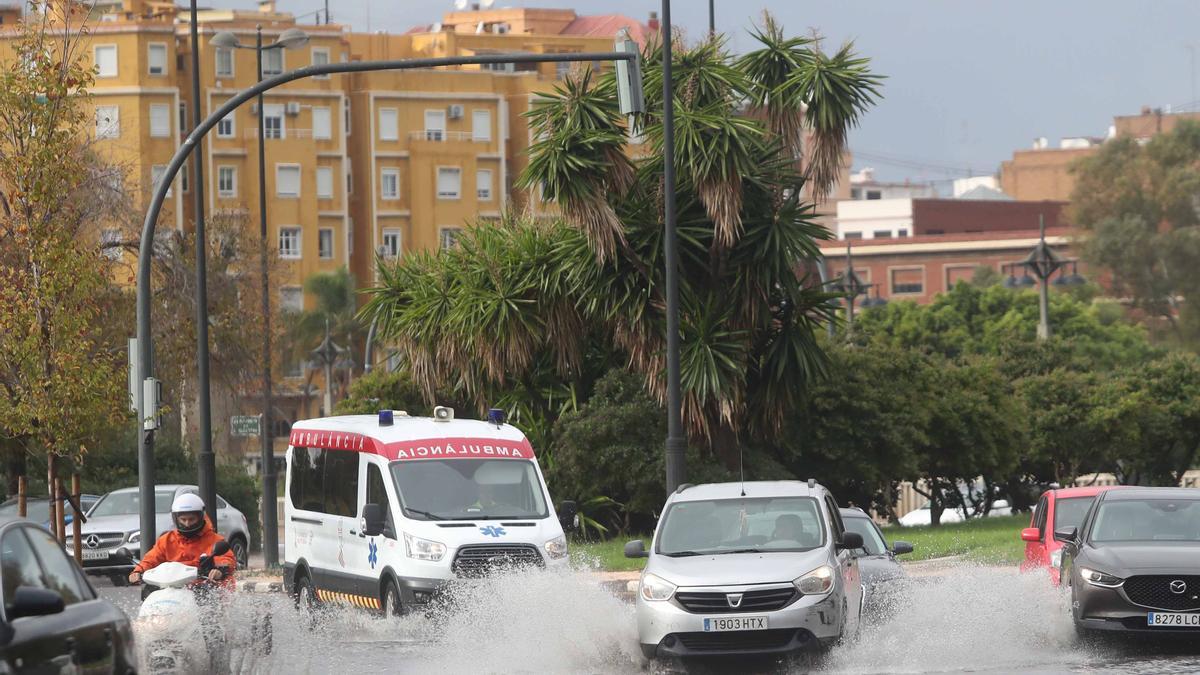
[364,17,881,465]
[286,267,363,413]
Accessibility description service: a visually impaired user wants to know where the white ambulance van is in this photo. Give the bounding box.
[283,408,577,615]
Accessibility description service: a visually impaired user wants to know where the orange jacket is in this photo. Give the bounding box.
[133,517,237,588]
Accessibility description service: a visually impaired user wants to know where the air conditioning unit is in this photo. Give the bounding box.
[250,103,259,116]
[447,104,464,120]
[285,102,301,116]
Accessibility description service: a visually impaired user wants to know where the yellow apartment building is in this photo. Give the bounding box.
[0,0,652,462]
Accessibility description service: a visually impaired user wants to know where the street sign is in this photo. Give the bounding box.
[231,415,261,437]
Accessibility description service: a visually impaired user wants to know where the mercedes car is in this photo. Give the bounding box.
[1058,487,1200,635]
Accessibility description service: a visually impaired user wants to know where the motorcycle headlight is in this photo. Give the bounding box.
[1079,567,1123,588]
[127,531,141,545]
[639,573,677,602]
[794,565,836,596]
[544,535,568,560]
[403,533,446,562]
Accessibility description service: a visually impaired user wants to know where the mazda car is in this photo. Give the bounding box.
[1058,487,1200,635]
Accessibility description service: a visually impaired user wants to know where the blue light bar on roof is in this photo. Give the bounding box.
[379,410,394,427]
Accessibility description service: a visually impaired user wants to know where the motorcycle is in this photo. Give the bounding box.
[134,541,234,674]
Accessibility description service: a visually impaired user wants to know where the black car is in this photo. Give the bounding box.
[0,516,137,672]
[1058,487,1200,636]
[840,508,914,615]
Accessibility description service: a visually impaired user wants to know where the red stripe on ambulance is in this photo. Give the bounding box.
[288,430,534,460]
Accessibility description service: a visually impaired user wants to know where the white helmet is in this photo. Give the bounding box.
[171,493,206,537]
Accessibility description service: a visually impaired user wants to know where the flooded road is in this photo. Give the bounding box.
[98,563,1200,674]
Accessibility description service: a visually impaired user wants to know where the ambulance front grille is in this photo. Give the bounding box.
[452,544,544,577]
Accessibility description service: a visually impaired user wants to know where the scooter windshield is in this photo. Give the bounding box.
[390,459,548,521]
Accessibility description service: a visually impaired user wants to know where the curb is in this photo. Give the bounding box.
[237,580,283,593]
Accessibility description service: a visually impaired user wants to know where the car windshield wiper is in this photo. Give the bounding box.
[718,548,765,554]
[403,507,445,521]
[662,550,706,557]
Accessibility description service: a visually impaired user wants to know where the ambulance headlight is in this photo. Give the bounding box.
[403,533,446,562]
[544,535,568,560]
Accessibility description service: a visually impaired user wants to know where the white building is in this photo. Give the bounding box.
[835,198,913,240]
[848,167,937,201]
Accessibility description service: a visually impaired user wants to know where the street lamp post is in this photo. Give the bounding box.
[831,241,885,332]
[310,319,349,415]
[133,47,643,563]
[660,0,686,494]
[1002,215,1083,341]
[210,26,309,565]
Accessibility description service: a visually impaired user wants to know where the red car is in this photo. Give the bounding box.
[1020,485,1125,584]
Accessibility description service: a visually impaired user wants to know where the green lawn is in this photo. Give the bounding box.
[569,514,1029,572]
[881,513,1027,565]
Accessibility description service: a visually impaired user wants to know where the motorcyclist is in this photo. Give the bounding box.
[128,493,236,589]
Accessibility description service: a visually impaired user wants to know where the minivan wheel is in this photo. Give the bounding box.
[382,578,402,618]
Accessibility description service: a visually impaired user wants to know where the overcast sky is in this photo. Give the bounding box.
[236,1,1200,185]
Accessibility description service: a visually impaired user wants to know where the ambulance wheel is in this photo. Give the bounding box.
[295,573,319,628]
[382,579,402,618]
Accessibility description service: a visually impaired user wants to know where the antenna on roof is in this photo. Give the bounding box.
[739,445,746,497]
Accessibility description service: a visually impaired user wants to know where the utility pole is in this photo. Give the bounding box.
[661,0,686,493]
[256,26,280,565]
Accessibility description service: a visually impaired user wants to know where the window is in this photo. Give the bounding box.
[178,102,188,133]
[898,228,909,237]
[380,168,400,200]
[347,216,354,255]
[439,227,462,250]
[149,103,170,137]
[280,286,303,313]
[151,164,171,196]
[476,169,493,201]
[147,43,167,75]
[378,108,398,141]
[316,166,334,199]
[366,463,395,533]
[2,528,46,609]
[94,45,117,78]
[346,163,352,194]
[866,190,882,200]
[312,106,331,140]
[95,105,119,139]
[262,48,283,76]
[472,109,491,141]
[850,188,862,199]
[381,228,401,258]
[318,228,334,259]
[216,113,234,138]
[322,450,359,517]
[343,98,350,136]
[424,109,446,141]
[217,166,237,198]
[262,104,284,139]
[215,46,233,77]
[279,227,301,258]
[100,229,122,260]
[289,447,325,512]
[843,232,863,240]
[890,267,924,295]
[180,163,189,193]
[872,230,892,239]
[311,47,330,78]
[22,528,87,605]
[437,167,461,199]
[275,164,300,197]
[944,265,975,288]
[555,61,570,79]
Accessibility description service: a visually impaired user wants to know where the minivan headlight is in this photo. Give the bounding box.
[1079,567,1123,588]
[544,535,568,560]
[639,573,677,602]
[794,565,835,596]
[403,533,446,562]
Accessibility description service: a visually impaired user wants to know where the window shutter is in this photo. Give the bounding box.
[149,104,170,137]
[379,108,398,141]
[312,107,332,140]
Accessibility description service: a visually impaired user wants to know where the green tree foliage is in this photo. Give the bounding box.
[1070,120,1200,340]
[0,6,125,489]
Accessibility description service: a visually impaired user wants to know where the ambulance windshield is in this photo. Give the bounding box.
[390,459,548,521]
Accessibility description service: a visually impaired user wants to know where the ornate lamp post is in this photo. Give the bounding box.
[831,241,886,331]
[1002,215,1083,340]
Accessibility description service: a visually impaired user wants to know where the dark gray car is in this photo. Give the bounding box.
[1058,487,1200,635]
[840,508,913,616]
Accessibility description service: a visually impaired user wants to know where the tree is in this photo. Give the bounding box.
[0,5,126,491]
[1070,120,1200,341]
[285,267,364,414]
[366,18,882,467]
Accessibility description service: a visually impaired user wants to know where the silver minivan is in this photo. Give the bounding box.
[625,480,864,659]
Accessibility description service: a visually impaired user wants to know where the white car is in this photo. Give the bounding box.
[897,499,1011,527]
[284,408,575,616]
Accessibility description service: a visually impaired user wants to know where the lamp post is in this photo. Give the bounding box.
[133,46,643,563]
[210,26,309,565]
[831,241,885,332]
[1002,215,1083,341]
[309,319,350,416]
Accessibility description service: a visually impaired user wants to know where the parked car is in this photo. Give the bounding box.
[0,495,101,531]
[1059,487,1200,636]
[625,480,864,659]
[0,515,137,672]
[1020,485,1125,584]
[69,484,250,586]
[898,498,1011,527]
[840,507,913,616]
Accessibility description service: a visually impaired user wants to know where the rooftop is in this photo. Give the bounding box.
[673,481,823,502]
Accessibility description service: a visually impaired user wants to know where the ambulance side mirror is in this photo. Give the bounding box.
[558,500,578,532]
[361,503,385,537]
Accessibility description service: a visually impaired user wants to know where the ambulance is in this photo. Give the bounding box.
[282,407,577,615]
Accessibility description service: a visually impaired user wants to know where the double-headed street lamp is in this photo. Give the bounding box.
[1002,215,1084,341]
[208,25,308,566]
[310,319,352,416]
[133,43,643,565]
[831,241,886,332]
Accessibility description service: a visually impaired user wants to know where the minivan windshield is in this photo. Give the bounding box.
[90,490,175,518]
[390,459,548,521]
[1090,499,1200,543]
[656,497,826,556]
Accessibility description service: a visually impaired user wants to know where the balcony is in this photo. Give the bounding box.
[409,130,488,143]
[242,128,325,141]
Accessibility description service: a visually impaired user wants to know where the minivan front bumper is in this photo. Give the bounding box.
[636,585,845,658]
